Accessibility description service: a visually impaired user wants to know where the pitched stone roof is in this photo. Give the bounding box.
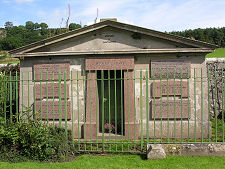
[10,20,217,57]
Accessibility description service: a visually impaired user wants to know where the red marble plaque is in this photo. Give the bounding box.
[35,101,71,120]
[33,62,70,80]
[151,59,190,78]
[153,80,188,97]
[151,99,189,119]
[35,83,69,99]
[85,57,134,70]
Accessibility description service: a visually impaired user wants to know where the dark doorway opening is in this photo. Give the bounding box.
[97,70,124,135]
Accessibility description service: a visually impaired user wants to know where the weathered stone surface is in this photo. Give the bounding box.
[85,57,134,70]
[147,143,225,159]
[35,83,69,99]
[35,101,71,120]
[33,62,70,80]
[151,59,190,78]
[151,99,189,119]
[217,63,225,69]
[147,144,166,159]
[153,80,188,97]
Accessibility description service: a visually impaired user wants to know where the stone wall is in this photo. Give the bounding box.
[0,29,6,39]
[135,54,208,139]
[19,53,208,140]
[19,56,86,138]
[207,59,225,119]
[147,143,225,159]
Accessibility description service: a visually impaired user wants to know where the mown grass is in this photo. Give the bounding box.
[0,57,19,64]
[0,155,224,169]
[206,48,225,58]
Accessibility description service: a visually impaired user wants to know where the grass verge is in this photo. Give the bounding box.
[206,48,225,58]
[0,155,225,169]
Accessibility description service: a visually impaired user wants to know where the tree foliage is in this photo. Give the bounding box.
[69,23,81,31]
[0,21,82,51]
[170,27,225,47]
[25,21,35,31]
[4,21,13,29]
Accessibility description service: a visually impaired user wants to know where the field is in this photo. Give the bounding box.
[206,48,225,58]
[0,155,225,169]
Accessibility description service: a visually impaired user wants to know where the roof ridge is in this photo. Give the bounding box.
[9,20,217,54]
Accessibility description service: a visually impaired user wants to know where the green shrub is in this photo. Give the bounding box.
[0,72,7,121]
[0,117,76,162]
[211,117,225,142]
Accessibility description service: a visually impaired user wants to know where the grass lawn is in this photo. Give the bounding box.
[206,48,225,58]
[0,57,19,64]
[0,155,225,169]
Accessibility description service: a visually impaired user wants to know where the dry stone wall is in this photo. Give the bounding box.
[207,59,225,119]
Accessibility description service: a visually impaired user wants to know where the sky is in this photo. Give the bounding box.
[0,0,225,32]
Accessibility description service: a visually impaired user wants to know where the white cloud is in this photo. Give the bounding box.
[70,0,133,26]
[138,0,225,31]
[29,0,225,31]
[77,0,225,31]
[37,9,68,28]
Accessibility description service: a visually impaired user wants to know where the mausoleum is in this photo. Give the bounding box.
[10,19,217,141]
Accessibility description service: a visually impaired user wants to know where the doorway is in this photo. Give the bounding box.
[97,70,124,135]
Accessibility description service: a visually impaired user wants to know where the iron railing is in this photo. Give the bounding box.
[0,68,224,153]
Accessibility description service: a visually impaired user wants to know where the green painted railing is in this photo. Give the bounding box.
[0,68,225,153]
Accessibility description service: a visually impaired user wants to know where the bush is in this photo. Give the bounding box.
[0,72,7,120]
[211,117,225,142]
[0,116,76,162]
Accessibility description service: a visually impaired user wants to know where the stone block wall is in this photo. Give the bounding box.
[19,53,209,140]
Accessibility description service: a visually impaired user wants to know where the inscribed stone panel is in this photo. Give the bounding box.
[153,81,188,97]
[151,99,189,119]
[35,83,69,99]
[33,62,70,80]
[85,57,134,70]
[35,101,71,120]
[151,59,190,78]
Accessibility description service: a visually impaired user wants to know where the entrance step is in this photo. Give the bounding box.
[97,133,124,140]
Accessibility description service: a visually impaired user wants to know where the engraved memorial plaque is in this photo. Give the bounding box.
[151,60,190,78]
[35,101,71,120]
[151,100,189,119]
[33,62,70,80]
[153,80,188,97]
[85,57,134,70]
[35,83,69,99]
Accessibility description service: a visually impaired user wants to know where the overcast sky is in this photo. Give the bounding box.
[0,0,225,32]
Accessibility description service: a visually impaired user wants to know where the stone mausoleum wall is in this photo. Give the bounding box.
[19,53,209,140]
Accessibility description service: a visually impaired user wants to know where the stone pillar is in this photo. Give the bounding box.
[85,71,98,139]
[124,70,139,140]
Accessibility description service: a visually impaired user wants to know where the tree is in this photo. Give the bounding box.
[4,21,13,29]
[40,22,48,29]
[0,36,24,50]
[6,25,26,37]
[34,23,40,30]
[25,21,35,31]
[69,23,81,31]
